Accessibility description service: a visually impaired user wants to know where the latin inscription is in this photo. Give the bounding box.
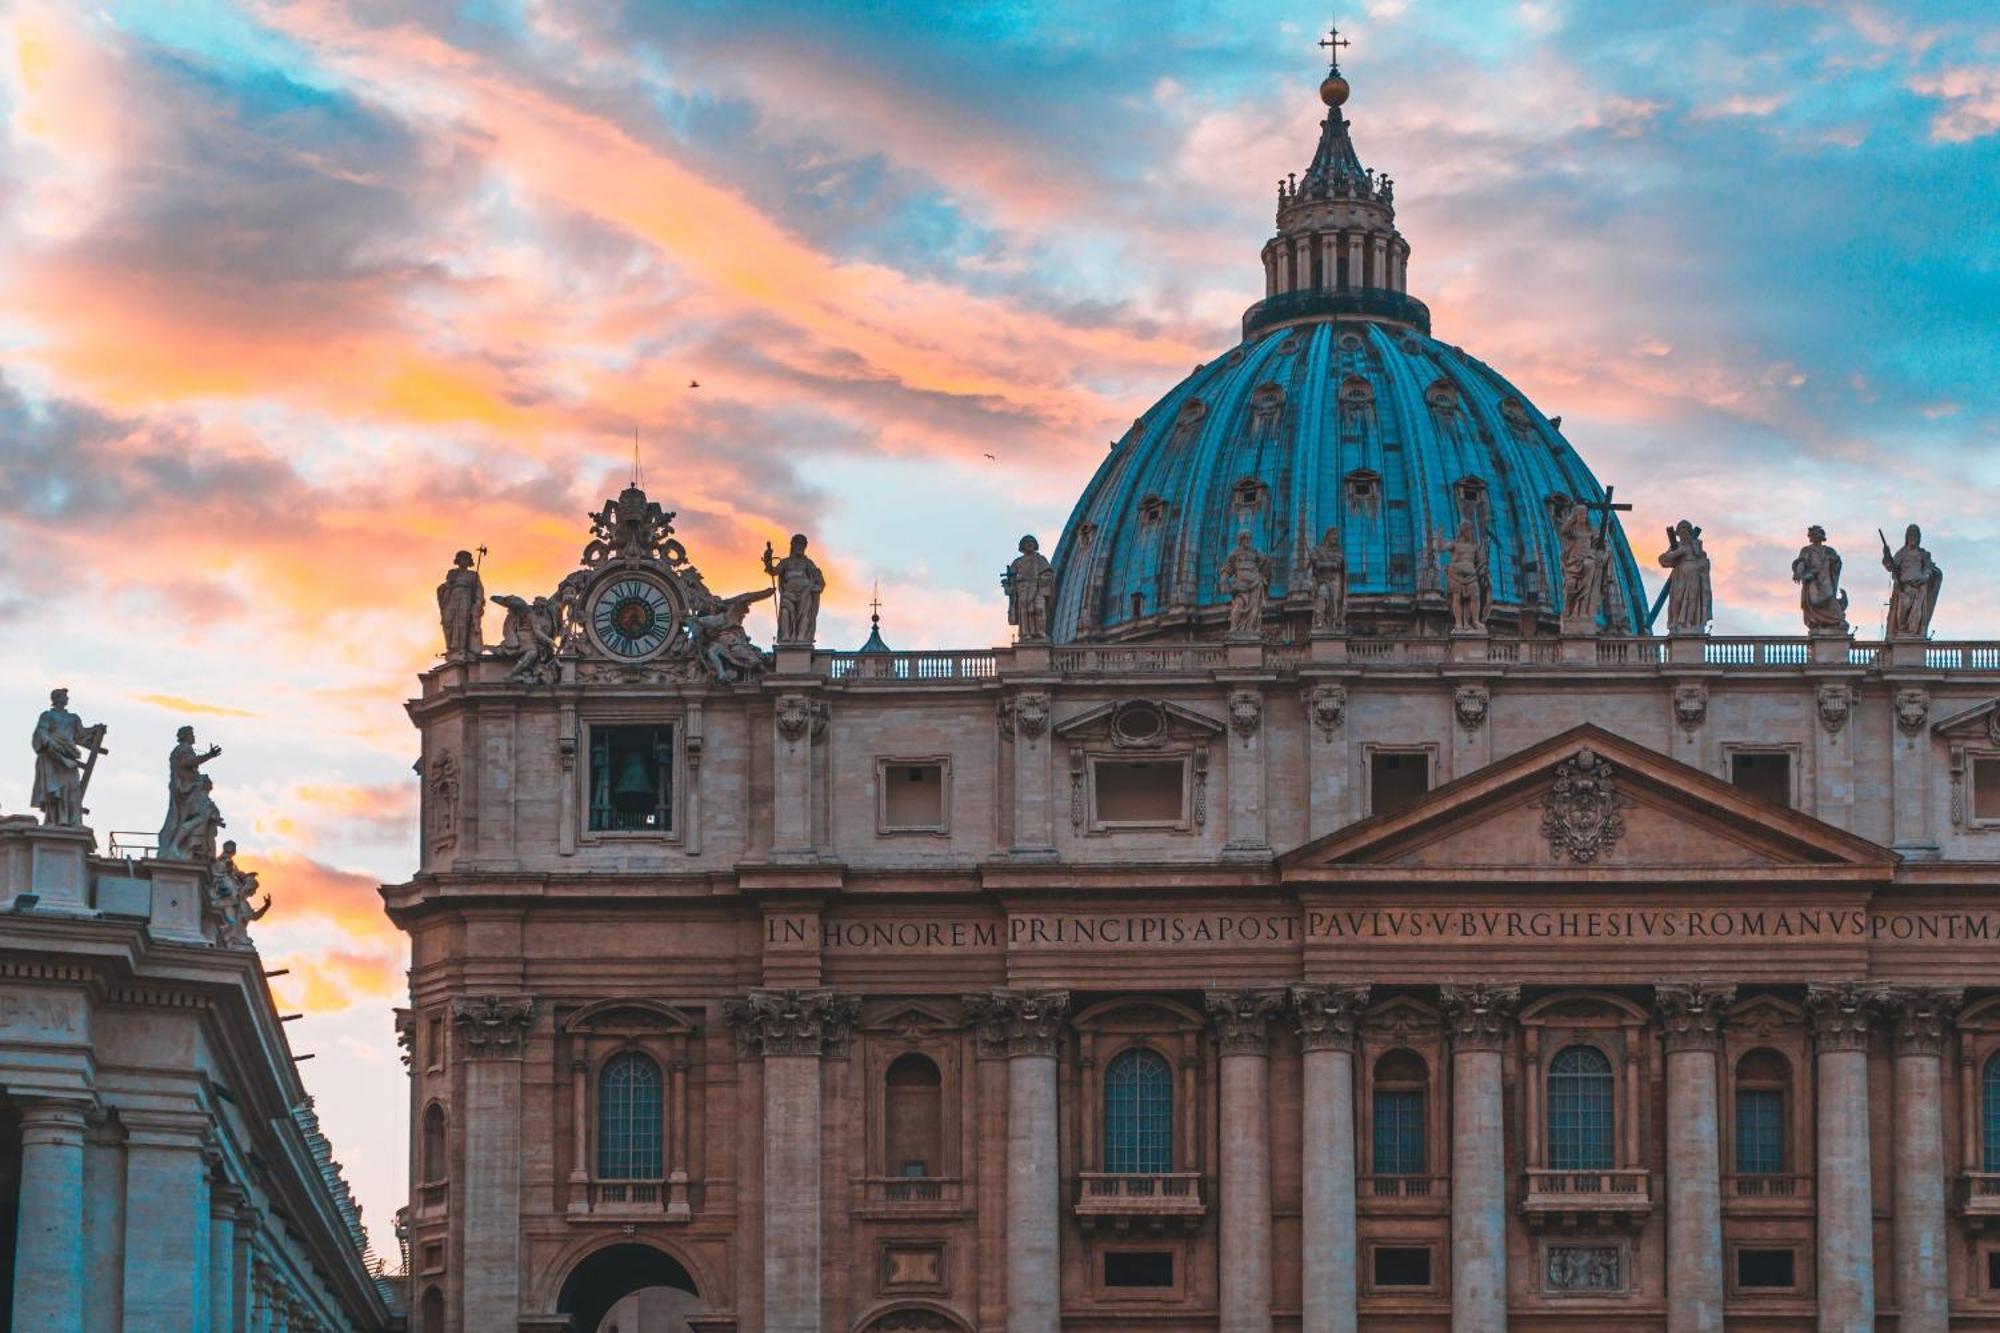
[0,988,82,1036]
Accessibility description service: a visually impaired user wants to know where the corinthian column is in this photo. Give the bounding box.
[1806,983,1880,1333]
[452,996,533,1331]
[1293,984,1371,1333]
[1655,982,1734,1333]
[965,990,1070,1333]
[1208,989,1287,1333]
[725,988,859,1333]
[1885,987,1960,1333]
[1440,983,1520,1333]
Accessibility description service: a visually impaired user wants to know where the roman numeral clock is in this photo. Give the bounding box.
[587,573,682,661]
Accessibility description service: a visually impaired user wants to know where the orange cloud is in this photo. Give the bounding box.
[131,692,257,718]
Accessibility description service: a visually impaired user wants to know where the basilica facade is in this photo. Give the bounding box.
[390,50,2000,1333]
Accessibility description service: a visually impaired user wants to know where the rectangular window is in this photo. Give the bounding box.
[1093,760,1186,825]
[1737,1248,1796,1289]
[420,1241,445,1274]
[587,725,674,833]
[1372,1247,1433,1288]
[1370,751,1430,816]
[1734,1088,1785,1174]
[426,1017,444,1072]
[1372,1089,1426,1175]
[1988,1250,2000,1291]
[880,761,947,833]
[1104,1251,1174,1288]
[1730,751,1791,807]
[1975,758,2000,822]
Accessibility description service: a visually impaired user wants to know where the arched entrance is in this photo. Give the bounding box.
[853,1301,974,1332]
[555,1242,701,1333]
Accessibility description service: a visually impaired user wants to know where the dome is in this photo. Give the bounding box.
[1046,46,1646,644]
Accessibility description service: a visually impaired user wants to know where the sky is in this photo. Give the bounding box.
[2,0,1997,1260]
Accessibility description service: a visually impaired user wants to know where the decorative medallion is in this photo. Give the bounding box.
[1672,684,1708,736]
[1895,689,1930,737]
[1305,683,1347,740]
[1817,683,1853,735]
[1536,748,1633,864]
[775,694,826,743]
[1228,690,1263,739]
[1454,684,1490,734]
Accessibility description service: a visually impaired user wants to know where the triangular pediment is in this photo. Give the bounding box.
[1933,698,2000,743]
[1282,724,1895,881]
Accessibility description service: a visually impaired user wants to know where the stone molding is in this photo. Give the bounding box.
[1205,987,1287,1056]
[724,987,859,1058]
[1290,983,1371,1052]
[998,692,1050,742]
[451,994,535,1059]
[1653,981,1736,1053]
[962,989,1069,1059]
[1804,981,1883,1053]
[1883,985,1962,1056]
[774,693,827,743]
[1439,982,1521,1052]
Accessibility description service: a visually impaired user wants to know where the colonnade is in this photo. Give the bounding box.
[730,981,1966,1333]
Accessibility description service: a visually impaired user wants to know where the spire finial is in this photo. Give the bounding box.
[870,580,883,626]
[1318,19,1352,106]
[630,427,642,487]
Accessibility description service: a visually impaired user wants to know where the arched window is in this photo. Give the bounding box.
[1371,1049,1429,1176]
[419,1286,445,1333]
[1104,1048,1174,1174]
[885,1053,944,1178]
[597,1052,663,1180]
[1984,1053,2000,1172]
[1547,1045,1615,1171]
[1734,1049,1790,1176]
[420,1102,447,1183]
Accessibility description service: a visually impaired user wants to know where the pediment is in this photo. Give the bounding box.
[1054,698,1224,743]
[1283,724,1895,880]
[560,998,699,1035]
[861,1000,960,1037]
[1933,698,2000,744]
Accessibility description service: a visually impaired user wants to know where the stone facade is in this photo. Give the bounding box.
[390,631,2000,1331]
[0,816,389,1332]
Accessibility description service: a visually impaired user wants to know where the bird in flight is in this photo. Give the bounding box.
[983,453,996,460]
[689,379,701,389]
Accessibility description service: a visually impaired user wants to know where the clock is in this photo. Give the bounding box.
[587,575,680,661]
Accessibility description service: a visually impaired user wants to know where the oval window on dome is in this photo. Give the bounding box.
[1138,494,1169,525]
[1338,332,1364,352]
[1276,334,1301,356]
[1425,378,1460,415]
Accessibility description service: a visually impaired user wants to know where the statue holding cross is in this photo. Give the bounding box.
[1557,488,1631,634]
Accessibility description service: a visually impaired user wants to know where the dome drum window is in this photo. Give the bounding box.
[1424,377,1461,421]
[1233,477,1269,510]
[1249,383,1286,436]
[1345,469,1382,518]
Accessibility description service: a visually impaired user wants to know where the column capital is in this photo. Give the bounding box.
[1654,981,1736,1052]
[724,987,859,1058]
[962,989,1070,1058]
[451,994,535,1059]
[1805,981,1885,1053]
[1206,987,1288,1056]
[1290,983,1372,1052]
[15,1095,92,1138]
[1440,982,1521,1052]
[1883,985,1963,1056]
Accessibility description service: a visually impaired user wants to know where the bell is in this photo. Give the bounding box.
[612,750,655,800]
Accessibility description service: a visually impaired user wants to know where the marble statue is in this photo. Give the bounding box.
[1657,520,1712,634]
[551,570,590,651]
[158,726,224,861]
[1880,524,1942,640]
[1003,535,1056,642]
[763,534,826,645]
[1792,525,1849,635]
[690,589,774,682]
[436,549,484,660]
[167,774,226,866]
[1218,533,1272,636]
[210,839,271,948]
[30,688,105,828]
[492,593,560,684]
[1308,526,1348,632]
[1446,521,1491,633]
[1557,497,1608,630]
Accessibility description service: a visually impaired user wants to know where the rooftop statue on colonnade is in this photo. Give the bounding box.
[1793,525,1850,636]
[764,533,826,646]
[436,548,485,661]
[1656,520,1712,635]
[1219,532,1273,638]
[30,687,105,828]
[1004,535,1056,643]
[1446,521,1491,634]
[158,725,224,861]
[1308,526,1348,633]
[1881,523,1942,640]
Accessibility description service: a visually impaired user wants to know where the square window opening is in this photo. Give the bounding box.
[1373,1246,1433,1287]
[1371,751,1430,817]
[1987,1250,2000,1291]
[588,725,675,833]
[1094,760,1186,825]
[419,1241,445,1274]
[1731,752,1791,808]
[883,762,946,831]
[1975,758,2000,822]
[1104,1251,1174,1288]
[1737,1248,1796,1289]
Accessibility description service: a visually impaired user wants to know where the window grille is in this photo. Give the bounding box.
[597,1052,664,1180]
[1735,1088,1785,1175]
[1103,1048,1174,1174]
[1985,1054,2000,1172]
[1372,1089,1427,1175]
[1546,1045,1615,1171]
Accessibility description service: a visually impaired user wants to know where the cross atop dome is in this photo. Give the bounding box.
[1318,20,1350,73]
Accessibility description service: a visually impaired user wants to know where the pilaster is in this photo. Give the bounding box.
[1301,682,1349,839]
[1223,689,1270,855]
[120,1108,213,1331]
[1002,691,1056,858]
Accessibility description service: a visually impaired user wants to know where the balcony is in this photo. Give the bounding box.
[1520,1168,1653,1228]
[856,1174,968,1220]
[568,1172,691,1222]
[414,1179,449,1219]
[1724,1173,1813,1215]
[1359,1173,1449,1217]
[1960,1172,2000,1227]
[1074,1171,1206,1232]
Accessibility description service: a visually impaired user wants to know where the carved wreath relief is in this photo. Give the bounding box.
[1537,748,1633,863]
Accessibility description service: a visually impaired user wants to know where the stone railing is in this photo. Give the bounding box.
[1521,1167,1653,1220]
[824,651,999,681]
[1073,1170,1206,1223]
[856,1175,966,1217]
[1364,1173,1448,1198]
[1726,1173,1812,1203]
[414,1180,449,1216]
[1049,644,1231,675]
[1958,1171,2000,1218]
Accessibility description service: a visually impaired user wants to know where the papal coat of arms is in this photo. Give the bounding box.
[1537,747,1634,863]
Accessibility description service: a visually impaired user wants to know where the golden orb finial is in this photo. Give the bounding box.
[1320,73,1350,106]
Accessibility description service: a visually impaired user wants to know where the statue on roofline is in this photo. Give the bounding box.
[764,533,826,646]
[209,839,271,949]
[1880,523,1941,640]
[1308,525,1348,633]
[1446,520,1490,633]
[157,725,223,861]
[1556,496,1609,631]
[1218,532,1272,637]
[30,688,105,828]
[1792,525,1849,635]
[1657,520,1712,635]
[1003,535,1055,643]
[436,549,485,660]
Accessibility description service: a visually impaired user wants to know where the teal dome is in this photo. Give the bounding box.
[1049,318,1647,640]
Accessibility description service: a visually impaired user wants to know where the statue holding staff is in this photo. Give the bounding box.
[1003,535,1056,642]
[1879,523,1941,640]
[30,688,105,828]
[763,533,826,645]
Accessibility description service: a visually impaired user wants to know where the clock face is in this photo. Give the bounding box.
[589,576,679,660]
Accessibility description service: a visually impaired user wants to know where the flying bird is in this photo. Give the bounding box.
[983,453,996,461]
[689,379,701,389]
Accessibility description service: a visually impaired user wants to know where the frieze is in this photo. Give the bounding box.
[724,988,859,1058]
[0,986,85,1037]
[451,995,534,1058]
[962,990,1069,1059]
[1291,983,1371,1052]
[1439,982,1521,1051]
[1653,981,1736,1052]
[1804,981,1883,1053]
[1205,988,1287,1055]
[1882,985,1962,1055]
